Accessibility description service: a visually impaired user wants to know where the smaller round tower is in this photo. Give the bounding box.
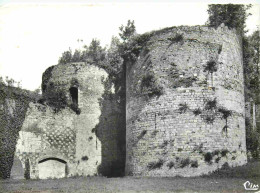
[15,62,123,179]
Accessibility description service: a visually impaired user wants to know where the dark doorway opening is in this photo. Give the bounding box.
[70,87,78,106]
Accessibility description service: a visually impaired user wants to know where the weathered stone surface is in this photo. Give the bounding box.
[126,25,247,177]
[11,25,248,179]
[15,62,124,179]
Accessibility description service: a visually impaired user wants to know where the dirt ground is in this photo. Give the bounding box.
[1,161,260,193]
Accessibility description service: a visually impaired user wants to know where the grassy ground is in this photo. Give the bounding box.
[1,161,260,193]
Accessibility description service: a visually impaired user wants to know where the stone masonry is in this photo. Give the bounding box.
[15,63,124,179]
[13,25,248,179]
[126,25,247,177]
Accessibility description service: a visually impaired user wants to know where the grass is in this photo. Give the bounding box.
[1,161,260,193]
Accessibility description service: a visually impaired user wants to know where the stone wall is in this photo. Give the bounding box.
[15,103,77,179]
[126,25,247,177]
[15,62,125,178]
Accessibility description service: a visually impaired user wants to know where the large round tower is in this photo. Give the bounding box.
[126,25,247,177]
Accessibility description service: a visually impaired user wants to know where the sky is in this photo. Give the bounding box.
[0,0,259,91]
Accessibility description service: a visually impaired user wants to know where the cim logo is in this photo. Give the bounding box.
[244,181,259,191]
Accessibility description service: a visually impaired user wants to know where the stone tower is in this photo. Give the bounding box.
[126,25,247,177]
[15,62,124,179]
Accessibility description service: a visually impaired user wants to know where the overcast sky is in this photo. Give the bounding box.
[0,0,259,91]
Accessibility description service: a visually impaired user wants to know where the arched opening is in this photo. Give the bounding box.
[69,87,78,107]
[10,156,24,179]
[38,157,67,179]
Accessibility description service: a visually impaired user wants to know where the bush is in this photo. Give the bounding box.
[203,59,218,74]
[178,103,189,114]
[193,108,202,116]
[191,160,199,168]
[81,156,89,161]
[205,115,215,124]
[167,34,184,44]
[215,157,221,163]
[204,98,217,110]
[167,161,175,169]
[137,130,147,140]
[140,73,163,98]
[204,152,213,163]
[147,159,164,170]
[180,158,190,168]
[45,89,68,113]
[221,149,229,157]
[218,107,232,119]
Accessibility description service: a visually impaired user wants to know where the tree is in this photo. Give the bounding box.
[0,76,5,86]
[71,49,82,62]
[119,20,136,42]
[86,39,106,64]
[58,48,73,64]
[5,76,15,87]
[243,30,260,101]
[207,4,252,34]
[106,36,123,76]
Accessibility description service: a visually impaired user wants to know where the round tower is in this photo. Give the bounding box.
[126,25,247,177]
[16,62,123,179]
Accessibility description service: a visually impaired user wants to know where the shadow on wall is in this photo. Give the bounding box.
[10,156,24,179]
[94,77,126,177]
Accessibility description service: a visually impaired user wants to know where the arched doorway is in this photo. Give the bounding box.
[10,156,24,179]
[38,157,67,179]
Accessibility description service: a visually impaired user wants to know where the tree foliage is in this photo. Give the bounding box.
[58,48,73,64]
[119,20,136,42]
[58,39,106,67]
[243,30,260,101]
[86,39,106,65]
[207,4,252,34]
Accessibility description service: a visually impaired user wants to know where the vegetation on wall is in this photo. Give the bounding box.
[147,159,164,170]
[218,107,232,135]
[178,103,189,114]
[0,83,37,179]
[203,58,218,87]
[167,33,184,47]
[140,73,164,98]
